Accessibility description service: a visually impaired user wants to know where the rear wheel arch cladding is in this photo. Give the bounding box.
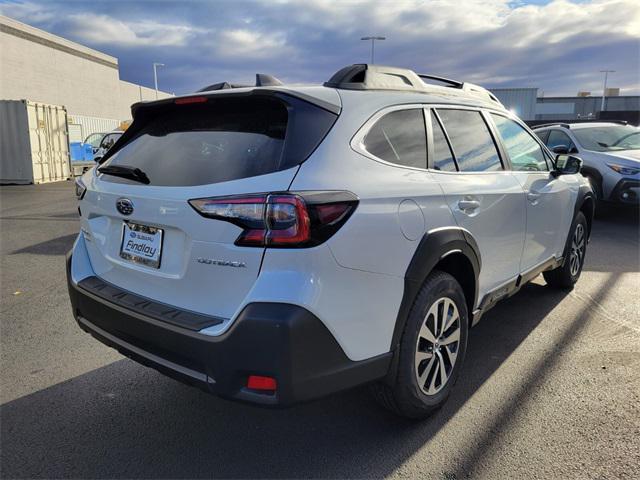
[386,227,480,382]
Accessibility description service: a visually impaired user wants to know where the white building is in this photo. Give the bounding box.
[0,15,171,120]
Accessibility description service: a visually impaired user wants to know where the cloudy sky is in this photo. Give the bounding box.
[1,0,639,96]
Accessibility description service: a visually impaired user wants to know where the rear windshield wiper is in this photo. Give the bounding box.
[97,165,150,184]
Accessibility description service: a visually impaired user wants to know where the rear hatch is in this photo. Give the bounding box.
[80,92,337,321]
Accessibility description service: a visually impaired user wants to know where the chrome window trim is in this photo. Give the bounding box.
[351,103,512,175]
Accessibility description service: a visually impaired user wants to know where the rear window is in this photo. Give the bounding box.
[101,95,336,186]
[363,109,427,169]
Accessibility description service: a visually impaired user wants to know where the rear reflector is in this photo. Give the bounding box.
[175,96,208,105]
[247,375,277,391]
[189,191,358,248]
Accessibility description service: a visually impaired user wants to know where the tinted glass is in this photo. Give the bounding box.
[534,129,549,143]
[437,109,502,172]
[491,114,548,172]
[363,109,427,169]
[101,96,336,186]
[430,111,456,171]
[101,133,121,150]
[546,130,575,151]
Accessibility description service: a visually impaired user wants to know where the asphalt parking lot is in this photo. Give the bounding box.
[1,181,638,479]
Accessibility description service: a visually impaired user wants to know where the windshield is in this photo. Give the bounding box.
[572,125,640,152]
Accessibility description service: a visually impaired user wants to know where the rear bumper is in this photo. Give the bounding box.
[66,252,391,406]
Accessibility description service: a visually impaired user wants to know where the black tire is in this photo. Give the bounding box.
[371,271,469,419]
[543,211,588,289]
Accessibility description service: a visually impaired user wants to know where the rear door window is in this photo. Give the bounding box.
[436,109,502,172]
[101,95,336,186]
[363,109,427,169]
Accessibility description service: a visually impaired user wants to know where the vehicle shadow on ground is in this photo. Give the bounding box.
[10,233,78,256]
[1,282,585,479]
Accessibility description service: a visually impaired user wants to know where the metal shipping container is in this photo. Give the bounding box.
[0,100,70,184]
[67,114,119,143]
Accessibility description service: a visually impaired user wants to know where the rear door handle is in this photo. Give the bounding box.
[458,200,480,213]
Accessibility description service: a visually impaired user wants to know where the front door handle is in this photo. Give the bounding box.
[458,200,480,213]
[527,191,541,204]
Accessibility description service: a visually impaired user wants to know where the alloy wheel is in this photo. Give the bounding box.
[569,223,585,277]
[414,297,461,395]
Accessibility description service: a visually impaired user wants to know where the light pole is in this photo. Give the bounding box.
[361,36,385,64]
[599,70,615,113]
[153,62,165,99]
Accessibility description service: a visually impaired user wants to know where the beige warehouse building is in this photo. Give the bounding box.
[0,14,171,120]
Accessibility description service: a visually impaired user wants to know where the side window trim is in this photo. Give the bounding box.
[424,107,461,173]
[424,107,434,169]
[430,108,460,171]
[479,109,509,171]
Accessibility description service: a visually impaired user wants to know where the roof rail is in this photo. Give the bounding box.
[417,74,463,89]
[324,64,502,105]
[197,73,283,92]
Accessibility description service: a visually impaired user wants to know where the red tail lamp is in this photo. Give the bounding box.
[247,375,277,392]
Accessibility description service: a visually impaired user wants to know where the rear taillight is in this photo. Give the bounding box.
[189,191,357,247]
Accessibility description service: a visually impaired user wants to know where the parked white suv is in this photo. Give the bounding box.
[67,65,594,418]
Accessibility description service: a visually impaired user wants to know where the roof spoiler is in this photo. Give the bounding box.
[324,64,502,105]
[197,73,283,92]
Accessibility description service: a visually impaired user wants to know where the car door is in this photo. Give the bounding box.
[428,107,526,298]
[489,114,574,272]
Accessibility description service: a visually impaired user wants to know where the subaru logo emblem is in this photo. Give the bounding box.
[116,198,134,216]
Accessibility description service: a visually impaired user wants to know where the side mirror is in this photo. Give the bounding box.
[552,145,570,154]
[553,154,582,176]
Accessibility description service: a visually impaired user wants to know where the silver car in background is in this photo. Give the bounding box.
[533,122,640,206]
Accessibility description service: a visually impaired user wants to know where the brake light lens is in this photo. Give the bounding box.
[247,375,277,392]
[189,191,357,248]
[174,96,208,105]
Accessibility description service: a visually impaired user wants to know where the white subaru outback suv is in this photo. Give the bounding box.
[67,64,594,418]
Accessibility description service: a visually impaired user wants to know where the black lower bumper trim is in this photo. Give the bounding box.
[78,276,225,331]
[67,253,391,406]
[609,178,640,204]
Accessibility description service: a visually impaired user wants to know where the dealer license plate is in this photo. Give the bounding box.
[120,222,163,268]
